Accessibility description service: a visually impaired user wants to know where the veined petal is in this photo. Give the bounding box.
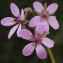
[33,1,43,13]
[17,24,21,37]
[36,44,47,59]
[36,22,47,35]
[22,43,35,56]
[42,38,54,48]
[21,9,24,20]
[29,16,41,27]
[18,29,33,40]
[48,16,59,30]
[8,24,18,39]
[47,3,58,14]
[1,17,16,26]
[10,3,20,17]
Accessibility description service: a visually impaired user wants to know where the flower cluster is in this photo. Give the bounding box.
[1,1,59,59]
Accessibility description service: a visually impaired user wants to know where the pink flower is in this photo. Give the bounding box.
[1,3,27,39]
[19,22,54,59]
[29,1,59,30]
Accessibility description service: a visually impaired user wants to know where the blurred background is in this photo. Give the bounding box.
[0,0,63,63]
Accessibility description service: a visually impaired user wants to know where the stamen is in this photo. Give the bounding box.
[41,10,49,19]
[32,36,41,44]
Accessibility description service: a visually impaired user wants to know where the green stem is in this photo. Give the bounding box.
[47,48,56,63]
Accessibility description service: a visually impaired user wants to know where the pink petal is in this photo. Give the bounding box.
[36,22,47,35]
[1,17,16,26]
[22,43,35,56]
[18,29,33,40]
[8,24,18,39]
[29,16,41,27]
[21,9,24,20]
[10,3,20,17]
[33,1,43,13]
[47,3,58,14]
[42,38,54,48]
[48,16,59,30]
[36,44,47,59]
[17,24,21,37]
[42,20,49,34]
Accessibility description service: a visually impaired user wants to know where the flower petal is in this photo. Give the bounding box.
[19,29,33,40]
[48,16,59,30]
[33,1,43,13]
[10,3,20,17]
[22,43,35,56]
[36,20,49,35]
[8,24,18,39]
[42,20,49,34]
[42,38,54,48]
[17,24,21,37]
[21,9,24,20]
[1,17,16,26]
[47,3,58,14]
[36,22,47,35]
[36,44,47,59]
[29,16,41,27]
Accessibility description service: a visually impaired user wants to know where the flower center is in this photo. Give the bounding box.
[14,16,23,24]
[41,10,49,19]
[33,35,41,44]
